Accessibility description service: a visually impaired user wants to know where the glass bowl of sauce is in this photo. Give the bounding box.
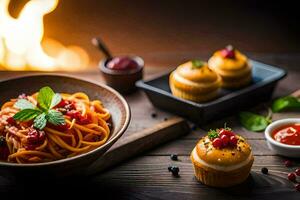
[265,118,300,157]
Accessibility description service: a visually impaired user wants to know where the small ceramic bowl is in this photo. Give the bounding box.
[265,118,300,158]
[99,56,144,94]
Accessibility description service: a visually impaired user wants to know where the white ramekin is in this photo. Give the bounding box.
[264,118,300,158]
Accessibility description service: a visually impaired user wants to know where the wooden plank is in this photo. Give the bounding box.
[91,155,300,200]
[1,155,298,199]
[86,117,190,174]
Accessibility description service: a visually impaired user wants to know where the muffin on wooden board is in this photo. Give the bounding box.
[208,45,252,89]
[190,127,254,187]
[169,60,221,102]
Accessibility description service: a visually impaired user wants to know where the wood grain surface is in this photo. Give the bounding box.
[0,56,299,199]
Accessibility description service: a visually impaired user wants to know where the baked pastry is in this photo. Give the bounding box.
[169,60,221,102]
[190,127,254,187]
[208,45,252,89]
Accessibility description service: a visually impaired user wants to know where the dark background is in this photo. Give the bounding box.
[9,0,300,67]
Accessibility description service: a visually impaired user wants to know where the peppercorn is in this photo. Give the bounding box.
[261,167,268,174]
[170,154,178,161]
[170,166,180,177]
[151,112,157,118]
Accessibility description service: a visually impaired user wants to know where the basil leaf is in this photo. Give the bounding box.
[239,112,271,132]
[13,109,42,121]
[47,109,65,126]
[37,86,55,111]
[272,96,300,112]
[34,113,47,130]
[50,93,62,109]
[14,99,35,110]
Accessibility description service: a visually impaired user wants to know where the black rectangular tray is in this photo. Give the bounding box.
[136,60,287,124]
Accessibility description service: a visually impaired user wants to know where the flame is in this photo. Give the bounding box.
[0,0,89,71]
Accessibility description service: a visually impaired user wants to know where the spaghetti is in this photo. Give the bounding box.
[0,90,111,163]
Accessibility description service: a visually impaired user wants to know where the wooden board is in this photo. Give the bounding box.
[87,117,189,174]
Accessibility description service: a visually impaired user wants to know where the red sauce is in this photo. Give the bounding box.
[272,124,300,145]
[107,56,138,70]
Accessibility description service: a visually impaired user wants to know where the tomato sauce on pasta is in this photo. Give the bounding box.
[0,91,111,163]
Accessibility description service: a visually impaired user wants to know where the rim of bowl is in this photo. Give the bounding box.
[265,118,300,149]
[99,55,144,75]
[0,73,131,167]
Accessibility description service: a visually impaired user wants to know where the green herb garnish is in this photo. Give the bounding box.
[239,111,272,132]
[14,99,36,110]
[272,96,300,112]
[223,122,232,131]
[207,129,219,139]
[191,59,205,69]
[13,86,65,130]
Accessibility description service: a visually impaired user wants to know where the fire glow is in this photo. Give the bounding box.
[0,0,89,71]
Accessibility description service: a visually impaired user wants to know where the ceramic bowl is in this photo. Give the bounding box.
[265,118,300,158]
[0,74,130,179]
[99,55,144,94]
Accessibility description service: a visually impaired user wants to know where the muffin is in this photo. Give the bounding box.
[190,127,254,187]
[169,60,221,102]
[208,45,252,89]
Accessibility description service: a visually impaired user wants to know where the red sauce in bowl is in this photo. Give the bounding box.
[272,124,300,145]
[106,56,138,70]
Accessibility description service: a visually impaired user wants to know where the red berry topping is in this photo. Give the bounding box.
[295,168,300,176]
[212,138,223,148]
[284,160,293,167]
[229,135,238,146]
[6,117,16,125]
[220,45,235,59]
[219,129,234,137]
[296,183,300,192]
[288,173,296,182]
[107,56,138,70]
[220,134,229,147]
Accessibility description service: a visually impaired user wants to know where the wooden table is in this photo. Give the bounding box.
[0,54,300,199]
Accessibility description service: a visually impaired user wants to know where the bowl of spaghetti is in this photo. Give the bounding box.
[0,74,130,178]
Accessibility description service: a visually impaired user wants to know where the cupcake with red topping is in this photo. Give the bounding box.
[190,127,254,187]
[208,45,252,89]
